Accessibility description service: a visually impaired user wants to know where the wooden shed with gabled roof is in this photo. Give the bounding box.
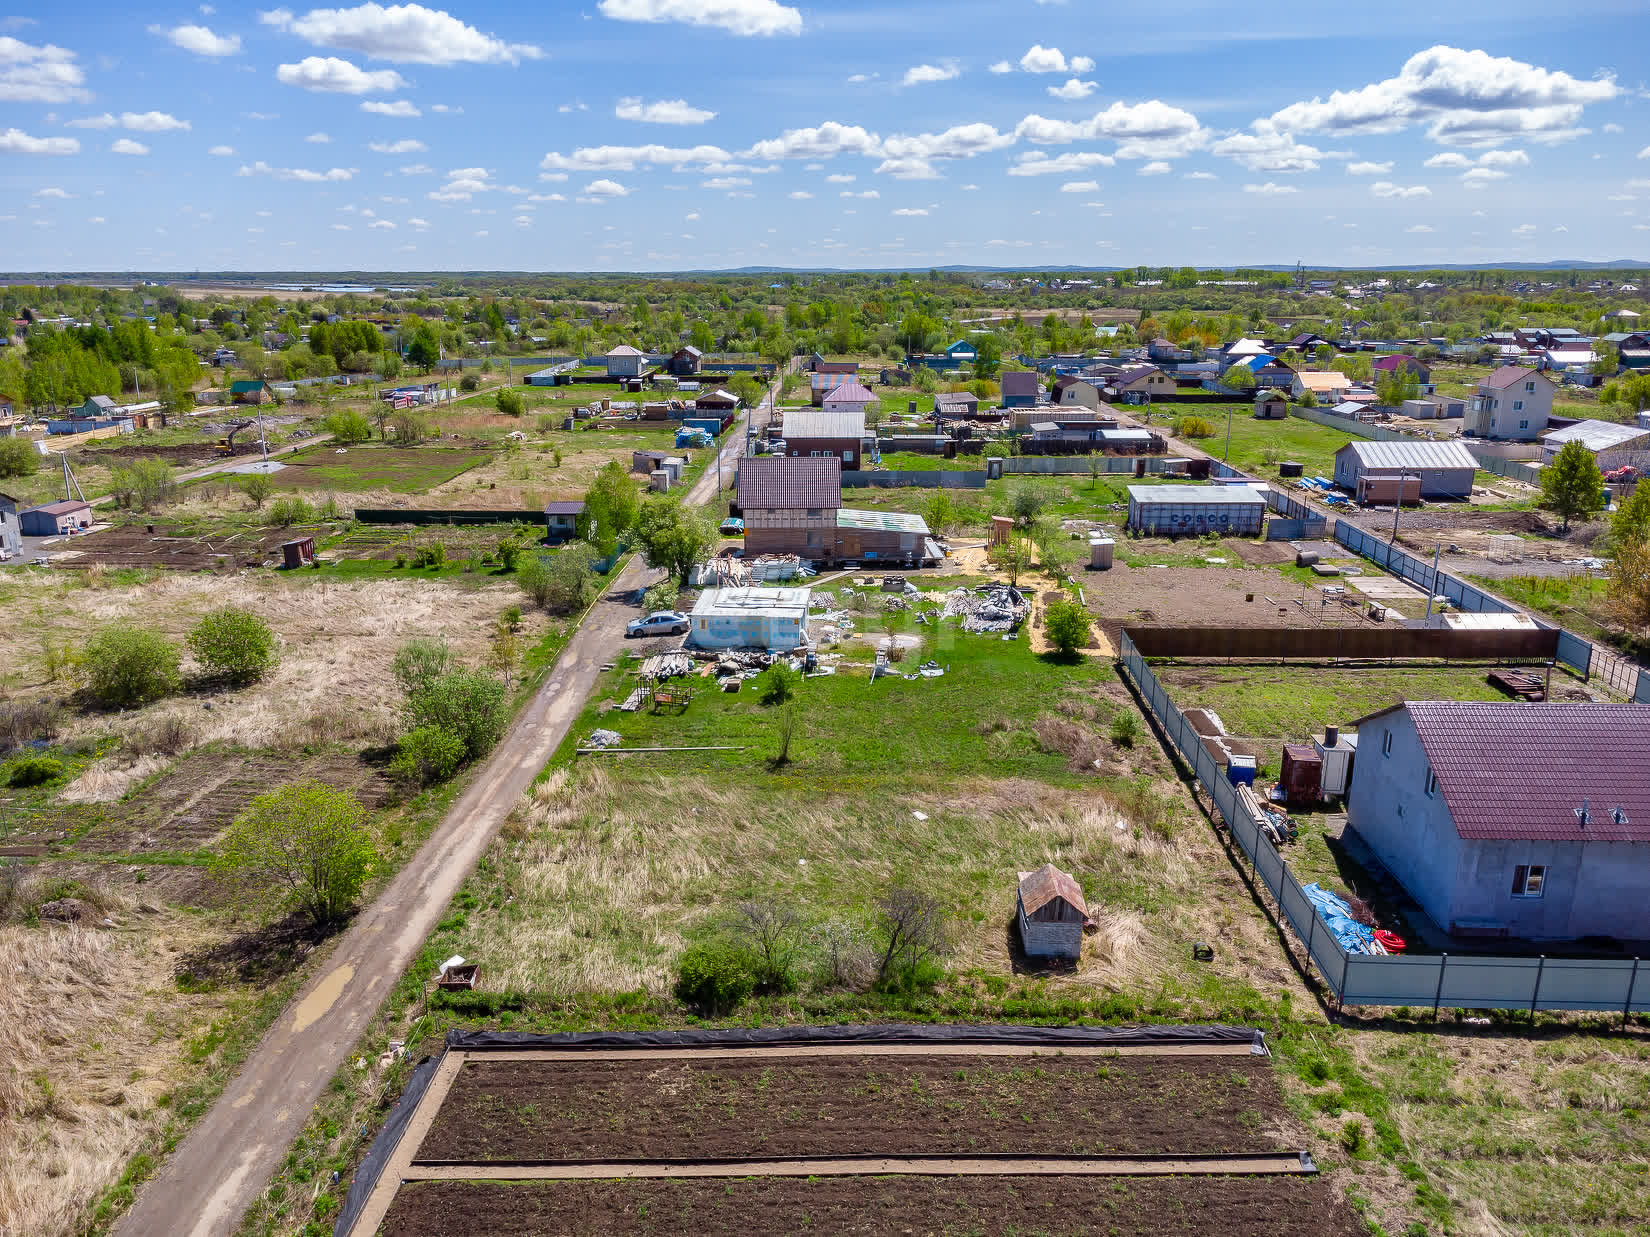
[1016,863,1089,960]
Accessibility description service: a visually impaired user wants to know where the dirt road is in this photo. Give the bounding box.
[114,405,759,1237]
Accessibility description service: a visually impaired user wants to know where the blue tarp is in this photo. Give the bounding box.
[1302,882,1376,953]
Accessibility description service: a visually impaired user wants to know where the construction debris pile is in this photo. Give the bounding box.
[638,652,695,681]
[942,585,1031,633]
[692,554,815,588]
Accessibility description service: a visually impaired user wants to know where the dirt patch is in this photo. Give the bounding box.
[1088,564,1357,642]
[47,522,327,570]
[382,1176,1361,1237]
[417,1055,1287,1163]
[78,442,261,465]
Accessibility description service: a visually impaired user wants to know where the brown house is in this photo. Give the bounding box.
[736,455,932,565]
[782,408,868,468]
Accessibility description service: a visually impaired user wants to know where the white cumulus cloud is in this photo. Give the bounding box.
[369,138,426,152]
[596,0,801,37]
[239,159,358,181]
[261,3,541,63]
[1138,160,1171,175]
[1243,181,1297,194]
[615,96,716,124]
[1370,181,1431,198]
[903,62,958,86]
[111,138,149,155]
[306,131,332,142]
[1015,99,1206,160]
[362,99,420,116]
[1346,160,1393,174]
[0,36,90,103]
[788,189,812,199]
[745,121,879,161]
[582,177,630,197]
[1008,150,1115,176]
[1058,179,1099,192]
[1019,44,1070,73]
[209,144,235,155]
[542,142,732,172]
[1047,77,1097,101]
[66,113,117,128]
[1267,45,1616,147]
[150,22,241,56]
[988,60,1012,74]
[277,56,406,93]
[122,111,191,132]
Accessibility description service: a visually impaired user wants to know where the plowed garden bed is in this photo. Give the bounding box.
[417,1054,1286,1162]
[380,1175,1360,1237]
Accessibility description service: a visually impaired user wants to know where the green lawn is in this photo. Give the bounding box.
[1144,405,1355,479]
[1466,572,1613,641]
[1154,663,1516,745]
[274,445,492,493]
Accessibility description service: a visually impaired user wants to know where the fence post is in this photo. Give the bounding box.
[1529,955,1545,1022]
[1433,952,1448,1020]
[1339,950,1350,1009]
[1625,957,1642,1030]
[1306,912,1318,981]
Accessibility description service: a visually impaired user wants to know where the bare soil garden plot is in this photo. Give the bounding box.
[380,1174,1360,1237]
[1086,564,1367,642]
[45,521,326,570]
[417,1054,1286,1163]
[275,446,492,493]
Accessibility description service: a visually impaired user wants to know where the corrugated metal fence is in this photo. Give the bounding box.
[1468,450,1543,486]
[1118,631,1650,1015]
[1001,456,1191,476]
[840,470,986,488]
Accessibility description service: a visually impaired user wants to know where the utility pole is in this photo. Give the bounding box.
[1424,541,1441,621]
[1224,401,1235,463]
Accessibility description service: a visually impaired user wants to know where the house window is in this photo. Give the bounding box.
[1519,419,1529,430]
[1382,729,1393,756]
[1525,381,1536,393]
[1511,865,1546,898]
[1424,767,1437,797]
[806,508,822,518]
[1512,400,1524,412]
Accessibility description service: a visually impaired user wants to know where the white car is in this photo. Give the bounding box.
[626,610,690,638]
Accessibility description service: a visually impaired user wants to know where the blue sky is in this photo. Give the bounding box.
[3,0,1648,271]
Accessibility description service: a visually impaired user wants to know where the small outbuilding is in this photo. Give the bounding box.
[1016,863,1089,960]
[19,499,94,536]
[229,380,273,405]
[1332,440,1477,500]
[605,345,647,378]
[544,499,586,543]
[1254,391,1289,419]
[689,586,812,651]
[1126,484,1266,537]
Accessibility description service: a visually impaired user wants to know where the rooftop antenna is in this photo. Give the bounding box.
[1575,799,1592,828]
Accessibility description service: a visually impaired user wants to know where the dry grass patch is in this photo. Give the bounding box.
[0,571,539,752]
[0,904,248,1237]
[464,766,1227,1000]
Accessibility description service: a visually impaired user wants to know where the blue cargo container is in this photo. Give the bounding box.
[1226,755,1257,787]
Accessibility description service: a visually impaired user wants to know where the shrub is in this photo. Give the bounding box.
[269,496,314,527]
[80,627,181,707]
[213,781,374,924]
[1043,599,1091,654]
[640,580,679,615]
[519,543,600,614]
[390,411,429,444]
[1110,711,1141,748]
[500,603,523,630]
[495,387,525,417]
[388,725,466,787]
[188,607,278,684]
[494,537,525,571]
[0,698,61,751]
[240,473,275,509]
[109,459,175,511]
[403,668,507,763]
[873,886,948,990]
[7,756,65,788]
[674,940,756,1012]
[411,541,447,569]
[459,374,480,392]
[324,409,372,444]
[0,436,41,479]
[758,663,800,706]
[1177,416,1215,439]
[392,638,454,697]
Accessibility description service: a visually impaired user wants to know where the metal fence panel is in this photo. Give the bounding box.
[1341,955,1448,1006]
[1532,959,1642,1013]
[1637,670,1650,704]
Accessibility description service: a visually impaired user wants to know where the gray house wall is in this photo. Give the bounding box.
[1350,709,1650,941]
[1348,709,1465,932]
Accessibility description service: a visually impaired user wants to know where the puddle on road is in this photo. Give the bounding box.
[291,962,355,1033]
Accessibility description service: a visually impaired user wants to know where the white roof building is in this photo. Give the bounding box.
[1539,419,1650,456]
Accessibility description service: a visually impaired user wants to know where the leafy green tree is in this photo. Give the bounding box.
[1541,440,1606,532]
[188,607,278,685]
[518,543,601,613]
[1375,369,1421,406]
[240,473,275,509]
[109,459,174,511]
[495,387,525,417]
[406,323,441,370]
[1601,373,1650,414]
[1007,483,1046,527]
[81,627,181,707]
[1609,483,1650,550]
[213,782,374,925]
[583,460,640,555]
[972,333,1003,378]
[325,409,372,443]
[388,726,466,787]
[0,436,39,479]
[634,500,717,586]
[1043,599,1091,655]
[1220,363,1256,393]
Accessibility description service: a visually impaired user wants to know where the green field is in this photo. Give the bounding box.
[1144,404,1356,478]
[274,445,492,493]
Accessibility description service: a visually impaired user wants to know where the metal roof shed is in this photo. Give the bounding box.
[1017,863,1088,960]
[1332,439,1478,499]
[689,586,813,651]
[1126,484,1265,537]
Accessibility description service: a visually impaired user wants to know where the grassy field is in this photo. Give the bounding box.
[273,445,492,493]
[1146,405,1356,479]
[1467,572,1615,642]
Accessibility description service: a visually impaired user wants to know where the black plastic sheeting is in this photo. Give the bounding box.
[332,1053,440,1237]
[332,1023,1266,1235]
[446,1022,1267,1053]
